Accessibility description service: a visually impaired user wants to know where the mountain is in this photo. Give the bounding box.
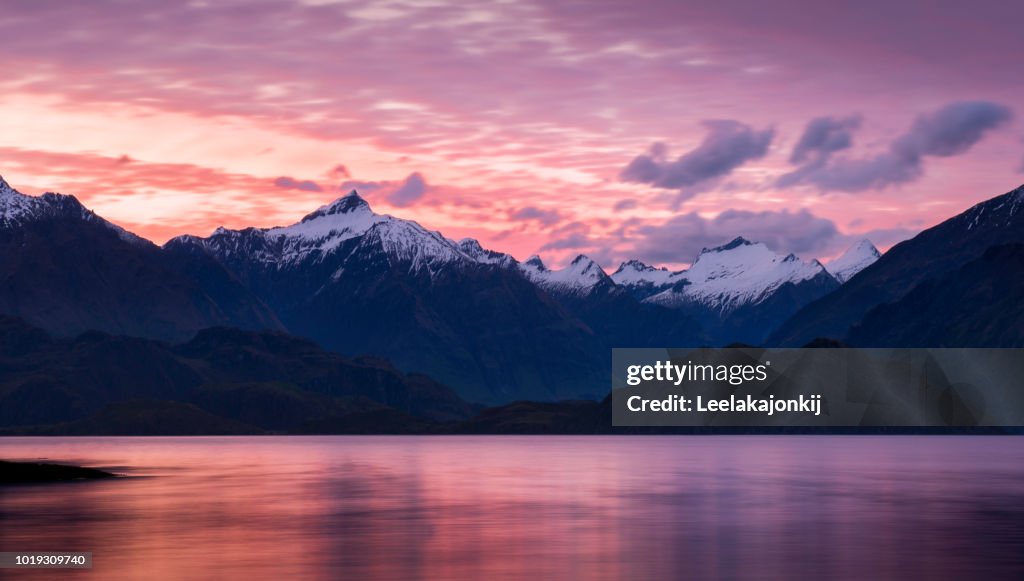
[519,254,707,349]
[771,184,1024,346]
[611,259,680,299]
[0,176,281,341]
[520,254,617,297]
[826,239,880,284]
[0,316,474,432]
[457,237,516,267]
[613,237,839,344]
[846,244,1024,346]
[644,237,835,311]
[167,192,609,403]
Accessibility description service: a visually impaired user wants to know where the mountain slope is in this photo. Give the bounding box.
[611,259,680,299]
[645,237,836,312]
[167,192,608,403]
[770,184,1024,346]
[519,254,616,297]
[0,176,281,341]
[826,240,881,284]
[0,316,473,430]
[617,237,839,344]
[846,244,1024,346]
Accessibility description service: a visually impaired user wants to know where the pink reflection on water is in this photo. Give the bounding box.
[1,436,1023,580]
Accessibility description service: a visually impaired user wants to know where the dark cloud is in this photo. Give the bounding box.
[274,176,323,192]
[789,115,861,164]
[539,232,595,251]
[387,172,428,207]
[613,199,638,211]
[620,120,774,193]
[509,206,561,226]
[339,180,384,194]
[896,101,1013,157]
[779,101,1013,192]
[631,208,841,264]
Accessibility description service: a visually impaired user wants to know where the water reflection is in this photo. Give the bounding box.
[1,436,1023,579]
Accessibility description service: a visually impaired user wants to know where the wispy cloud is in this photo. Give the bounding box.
[779,101,1013,192]
[620,121,774,203]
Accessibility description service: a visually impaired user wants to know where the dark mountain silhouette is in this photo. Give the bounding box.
[166,193,619,403]
[0,316,474,432]
[847,244,1024,346]
[0,177,281,342]
[771,184,1024,346]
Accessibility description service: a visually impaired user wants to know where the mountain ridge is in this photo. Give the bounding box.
[770,183,1024,346]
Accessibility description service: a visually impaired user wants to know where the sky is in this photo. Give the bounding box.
[2,0,1022,269]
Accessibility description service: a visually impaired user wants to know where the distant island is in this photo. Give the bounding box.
[0,460,117,483]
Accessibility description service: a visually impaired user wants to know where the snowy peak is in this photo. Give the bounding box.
[179,189,475,272]
[524,255,546,270]
[299,190,370,222]
[0,175,13,196]
[699,236,754,257]
[613,259,664,277]
[647,237,834,313]
[567,254,608,279]
[692,236,765,267]
[457,238,515,266]
[827,239,880,284]
[0,175,146,245]
[612,259,686,301]
[520,254,611,296]
[274,190,381,243]
[458,238,485,255]
[233,190,390,259]
[0,174,46,225]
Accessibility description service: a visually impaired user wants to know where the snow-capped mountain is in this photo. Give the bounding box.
[644,237,835,313]
[610,260,682,299]
[0,175,280,341]
[175,191,474,274]
[519,254,614,296]
[457,238,516,267]
[607,237,840,345]
[167,191,614,403]
[826,239,880,284]
[0,175,145,245]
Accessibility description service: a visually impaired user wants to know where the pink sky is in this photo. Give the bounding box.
[2,0,1022,268]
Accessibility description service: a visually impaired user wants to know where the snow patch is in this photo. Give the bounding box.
[826,239,880,284]
[645,237,832,313]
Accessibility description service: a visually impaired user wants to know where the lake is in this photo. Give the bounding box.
[1,436,1023,579]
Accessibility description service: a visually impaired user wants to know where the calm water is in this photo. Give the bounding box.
[1,436,1023,580]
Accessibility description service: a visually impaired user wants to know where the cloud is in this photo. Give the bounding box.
[613,199,638,211]
[789,115,861,164]
[620,120,774,194]
[631,208,841,264]
[539,232,595,251]
[387,172,428,207]
[330,164,351,179]
[509,206,561,226]
[274,176,323,192]
[779,101,1013,192]
[339,180,384,194]
[896,101,1013,157]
